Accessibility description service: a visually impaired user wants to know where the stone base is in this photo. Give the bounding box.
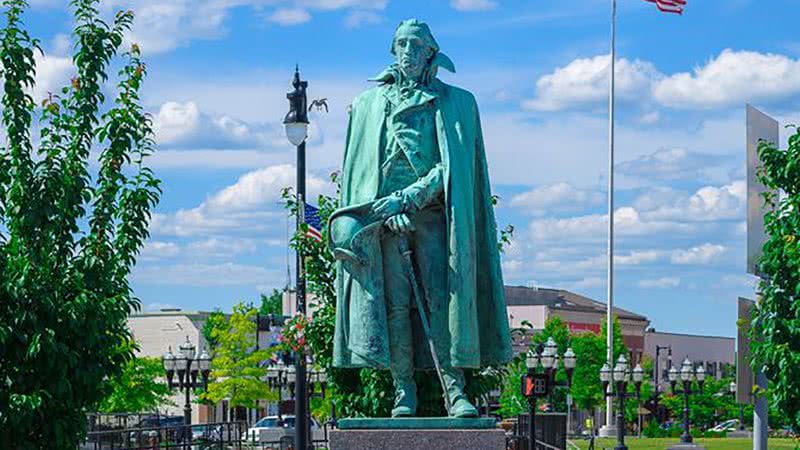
[330,428,506,450]
[727,430,752,438]
[666,443,706,450]
[337,417,496,429]
[598,424,617,437]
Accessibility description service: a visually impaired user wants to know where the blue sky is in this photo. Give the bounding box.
[22,0,800,337]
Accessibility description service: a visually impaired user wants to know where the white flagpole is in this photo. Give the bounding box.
[605,0,617,435]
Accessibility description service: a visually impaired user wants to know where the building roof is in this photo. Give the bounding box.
[129,309,212,319]
[504,285,648,322]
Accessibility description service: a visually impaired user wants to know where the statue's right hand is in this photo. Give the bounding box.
[385,214,415,234]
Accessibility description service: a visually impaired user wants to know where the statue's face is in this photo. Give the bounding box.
[393,30,432,81]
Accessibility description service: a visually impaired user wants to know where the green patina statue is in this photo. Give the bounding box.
[327,19,512,418]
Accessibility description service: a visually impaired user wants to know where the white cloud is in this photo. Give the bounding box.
[151,164,331,237]
[89,0,387,54]
[617,148,727,181]
[153,101,285,150]
[510,182,604,216]
[530,206,694,242]
[568,277,606,291]
[522,55,661,111]
[640,111,660,124]
[140,241,181,260]
[670,243,727,265]
[639,277,680,288]
[268,8,312,26]
[344,10,383,28]
[653,49,800,109]
[185,237,259,259]
[451,0,497,11]
[133,262,280,287]
[643,181,746,222]
[574,250,660,270]
[32,53,73,102]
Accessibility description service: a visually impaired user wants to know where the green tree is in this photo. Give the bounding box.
[202,303,276,409]
[0,1,159,448]
[259,288,284,316]
[202,309,228,352]
[496,316,628,419]
[98,357,172,413]
[752,128,800,431]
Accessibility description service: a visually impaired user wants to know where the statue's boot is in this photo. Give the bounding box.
[389,311,417,417]
[391,377,418,417]
[442,367,478,418]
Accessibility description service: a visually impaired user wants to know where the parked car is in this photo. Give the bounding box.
[243,415,323,443]
[708,419,740,433]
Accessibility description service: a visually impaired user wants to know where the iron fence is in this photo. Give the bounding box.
[505,413,567,450]
[80,421,246,450]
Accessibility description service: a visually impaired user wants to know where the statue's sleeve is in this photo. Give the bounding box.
[400,163,444,212]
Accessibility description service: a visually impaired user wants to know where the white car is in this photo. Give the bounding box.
[243,415,323,444]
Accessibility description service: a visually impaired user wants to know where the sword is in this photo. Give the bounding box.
[397,233,452,416]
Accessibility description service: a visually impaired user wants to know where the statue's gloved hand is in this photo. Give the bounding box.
[385,214,415,234]
[371,193,405,219]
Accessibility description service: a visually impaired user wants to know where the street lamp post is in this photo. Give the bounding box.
[728,381,745,432]
[668,358,706,446]
[600,355,643,450]
[284,67,310,450]
[654,345,672,422]
[162,336,212,425]
[522,337,577,450]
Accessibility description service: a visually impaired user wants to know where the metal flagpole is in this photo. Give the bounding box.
[604,0,617,436]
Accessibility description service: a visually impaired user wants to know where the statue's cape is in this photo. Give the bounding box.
[329,78,513,369]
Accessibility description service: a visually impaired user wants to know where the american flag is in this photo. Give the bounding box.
[304,203,323,242]
[644,0,686,14]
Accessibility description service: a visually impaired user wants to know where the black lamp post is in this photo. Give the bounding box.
[284,66,310,450]
[654,344,672,423]
[162,336,212,425]
[522,337,577,450]
[600,355,643,450]
[728,381,745,431]
[668,358,706,445]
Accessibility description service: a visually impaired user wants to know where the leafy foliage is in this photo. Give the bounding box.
[202,303,276,409]
[751,128,800,431]
[259,288,284,316]
[497,316,627,418]
[660,376,747,431]
[202,309,228,352]
[0,1,160,448]
[98,357,173,414]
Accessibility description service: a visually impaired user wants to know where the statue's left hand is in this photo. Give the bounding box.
[372,194,404,219]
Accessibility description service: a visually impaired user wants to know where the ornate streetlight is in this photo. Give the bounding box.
[284,66,311,450]
[729,380,745,431]
[522,337,577,450]
[668,358,705,447]
[600,355,643,450]
[162,336,212,425]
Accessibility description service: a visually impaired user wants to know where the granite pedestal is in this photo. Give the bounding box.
[666,443,706,450]
[330,418,506,450]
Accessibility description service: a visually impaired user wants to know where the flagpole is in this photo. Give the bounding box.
[604,0,617,436]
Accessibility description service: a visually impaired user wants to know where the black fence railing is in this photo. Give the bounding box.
[506,413,567,450]
[80,421,246,450]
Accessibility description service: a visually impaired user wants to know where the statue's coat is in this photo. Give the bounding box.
[330,76,513,369]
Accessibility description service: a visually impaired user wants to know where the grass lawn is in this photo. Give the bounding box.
[570,437,799,450]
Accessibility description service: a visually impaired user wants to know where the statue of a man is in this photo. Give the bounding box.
[328,19,512,418]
